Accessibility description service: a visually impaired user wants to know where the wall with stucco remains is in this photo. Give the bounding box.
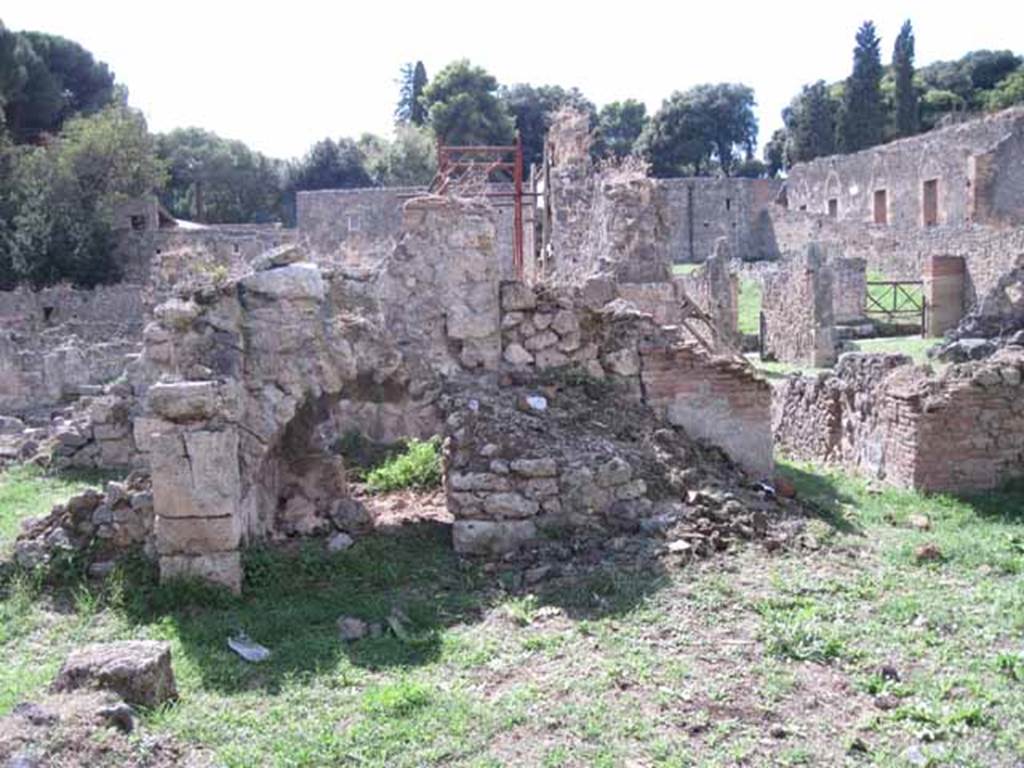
[774,349,1024,492]
[785,108,1024,227]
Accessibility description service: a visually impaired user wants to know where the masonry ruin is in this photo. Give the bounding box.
[5,106,1024,591]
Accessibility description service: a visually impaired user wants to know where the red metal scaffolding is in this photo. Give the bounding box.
[431,133,528,278]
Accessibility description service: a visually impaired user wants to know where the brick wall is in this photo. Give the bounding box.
[773,349,1024,492]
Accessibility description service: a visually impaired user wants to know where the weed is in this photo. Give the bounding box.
[365,437,441,493]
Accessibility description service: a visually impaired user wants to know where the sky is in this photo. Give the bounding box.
[3,1,1023,161]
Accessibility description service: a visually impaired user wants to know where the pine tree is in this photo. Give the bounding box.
[892,20,919,137]
[838,21,885,152]
[395,61,428,126]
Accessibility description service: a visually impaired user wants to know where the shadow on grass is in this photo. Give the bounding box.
[776,462,863,536]
[101,521,667,695]
[955,478,1024,525]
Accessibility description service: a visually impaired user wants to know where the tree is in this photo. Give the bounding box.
[2,30,114,143]
[157,128,284,223]
[787,81,838,162]
[395,61,428,126]
[595,100,648,159]
[3,102,165,288]
[361,125,437,187]
[500,83,595,167]
[421,60,514,146]
[892,20,919,137]
[838,21,885,152]
[985,69,1024,111]
[287,137,372,191]
[640,84,757,177]
[763,128,788,177]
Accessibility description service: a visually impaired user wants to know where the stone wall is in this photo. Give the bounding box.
[785,107,1024,227]
[497,278,772,477]
[832,257,868,324]
[116,225,292,288]
[0,284,148,413]
[296,187,423,266]
[769,206,1024,310]
[773,349,1024,492]
[761,245,837,367]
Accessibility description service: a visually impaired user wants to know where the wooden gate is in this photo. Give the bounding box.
[865,280,924,330]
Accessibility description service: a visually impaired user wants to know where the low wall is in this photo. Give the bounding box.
[773,350,1024,492]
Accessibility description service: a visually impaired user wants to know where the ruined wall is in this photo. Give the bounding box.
[773,349,1024,492]
[0,285,149,413]
[116,225,292,287]
[296,187,423,266]
[673,239,740,346]
[832,257,868,324]
[769,206,1024,308]
[761,246,836,367]
[498,278,771,476]
[297,187,534,278]
[657,177,781,263]
[785,108,1024,227]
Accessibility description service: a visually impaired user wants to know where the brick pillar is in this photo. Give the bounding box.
[923,256,965,337]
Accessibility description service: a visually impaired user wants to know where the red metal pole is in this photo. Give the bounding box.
[513,131,524,279]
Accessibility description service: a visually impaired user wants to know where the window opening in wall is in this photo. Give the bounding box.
[233,244,240,254]
[827,199,838,218]
[42,307,54,323]
[873,189,888,225]
[922,179,939,227]
[799,205,807,212]
[347,215,360,233]
[130,214,146,231]
[725,198,731,211]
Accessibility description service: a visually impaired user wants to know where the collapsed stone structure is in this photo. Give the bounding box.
[127,192,772,591]
[6,105,1024,594]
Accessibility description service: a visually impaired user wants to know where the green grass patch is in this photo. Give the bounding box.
[737,277,762,336]
[849,335,938,365]
[671,262,702,275]
[365,437,441,494]
[0,465,113,553]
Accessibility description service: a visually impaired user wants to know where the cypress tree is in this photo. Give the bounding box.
[838,21,885,152]
[893,20,919,137]
[793,81,837,161]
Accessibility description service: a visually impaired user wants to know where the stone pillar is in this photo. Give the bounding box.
[923,256,965,337]
[832,257,867,324]
[146,381,244,593]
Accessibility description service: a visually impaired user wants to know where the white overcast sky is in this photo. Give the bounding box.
[3,1,1022,160]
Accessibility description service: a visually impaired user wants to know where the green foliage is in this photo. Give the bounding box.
[641,83,757,177]
[784,80,838,163]
[365,437,441,493]
[360,125,437,187]
[1,102,166,288]
[737,277,762,335]
[395,61,429,126]
[421,60,514,147]
[763,128,787,177]
[984,69,1024,111]
[594,100,648,160]
[892,20,919,137]
[156,127,284,223]
[838,21,885,152]
[1,27,114,143]
[501,83,595,167]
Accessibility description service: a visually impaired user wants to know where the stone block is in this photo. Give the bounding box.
[159,551,243,594]
[147,381,220,422]
[155,514,242,555]
[482,492,539,518]
[52,641,177,707]
[510,458,558,477]
[452,519,536,555]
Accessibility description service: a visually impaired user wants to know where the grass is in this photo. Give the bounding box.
[2,462,1024,765]
[671,263,702,276]
[737,277,762,336]
[0,464,112,555]
[849,335,939,365]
